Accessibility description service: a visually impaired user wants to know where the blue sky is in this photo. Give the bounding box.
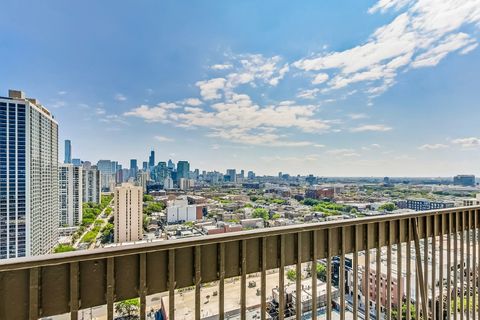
[2,0,480,176]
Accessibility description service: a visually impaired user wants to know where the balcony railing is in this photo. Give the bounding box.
[0,206,479,320]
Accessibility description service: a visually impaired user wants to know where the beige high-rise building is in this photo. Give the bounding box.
[114,183,143,243]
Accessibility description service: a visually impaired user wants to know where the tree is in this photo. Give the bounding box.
[252,208,269,220]
[143,202,165,215]
[379,202,397,212]
[316,263,327,281]
[115,298,140,319]
[143,214,151,230]
[272,213,281,220]
[54,244,75,253]
[100,223,114,244]
[143,194,154,202]
[287,269,297,281]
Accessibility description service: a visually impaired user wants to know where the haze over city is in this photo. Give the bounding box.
[2,0,480,176]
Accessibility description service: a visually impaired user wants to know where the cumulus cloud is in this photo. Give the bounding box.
[312,73,329,84]
[418,143,449,150]
[125,92,331,147]
[211,63,233,70]
[182,98,203,106]
[326,149,360,157]
[348,113,369,120]
[293,0,480,96]
[196,78,226,100]
[451,137,480,148]
[124,103,179,122]
[351,124,392,132]
[154,135,174,142]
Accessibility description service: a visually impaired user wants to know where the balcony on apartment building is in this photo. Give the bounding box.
[0,206,479,320]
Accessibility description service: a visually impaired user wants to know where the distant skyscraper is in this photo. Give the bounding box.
[142,161,148,171]
[226,169,237,183]
[177,161,190,182]
[59,164,83,227]
[453,175,476,187]
[130,159,138,179]
[164,177,174,189]
[247,171,255,179]
[168,159,175,170]
[72,158,82,166]
[82,165,101,204]
[0,90,59,259]
[137,171,149,193]
[149,150,155,168]
[64,139,71,164]
[114,183,143,243]
[97,160,117,191]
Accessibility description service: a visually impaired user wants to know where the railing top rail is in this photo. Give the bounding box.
[0,205,478,272]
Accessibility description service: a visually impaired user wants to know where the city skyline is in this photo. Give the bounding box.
[2,0,480,176]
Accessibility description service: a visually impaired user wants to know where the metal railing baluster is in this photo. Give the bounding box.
[279,234,285,320]
[326,229,332,320]
[168,250,175,320]
[219,243,225,320]
[353,225,359,320]
[340,227,345,320]
[296,233,302,320]
[139,253,147,320]
[70,262,79,320]
[106,258,114,320]
[376,222,381,320]
[261,237,267,320]
[406,219,412,320]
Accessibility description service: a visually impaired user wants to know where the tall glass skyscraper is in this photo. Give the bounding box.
[64,139,71,164]
[176,160,190,182]
[0,90,59,259]
[130,159,138,179]
[148,150,155,169]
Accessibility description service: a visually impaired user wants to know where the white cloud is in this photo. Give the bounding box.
[312,73,329,84]
[124,93,332,147]
[57,91,67,95]
[326,149,360,157]
[368,0,414,14]
[124,103,179,122]
[451,137,480,148]
[296,88,320,100]
[175,94,329,133]
[154,135,174,142]
[348,113,369,120]
[211,63,233,70]
[293,0,480,97]
[411,32,476,68]
[196,78,226,100]
[182,98,203,106]
[418,143,449,150]
[114,93,127,101]
[351,124,392,132]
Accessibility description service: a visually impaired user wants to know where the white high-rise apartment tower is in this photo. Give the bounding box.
[114,183,143,243]
[82,164,101,204]
[59,164,83,227]
[0,90,59,259]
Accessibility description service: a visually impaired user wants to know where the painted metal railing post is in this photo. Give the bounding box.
[413,217,428,319]
[106,258,115,320]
